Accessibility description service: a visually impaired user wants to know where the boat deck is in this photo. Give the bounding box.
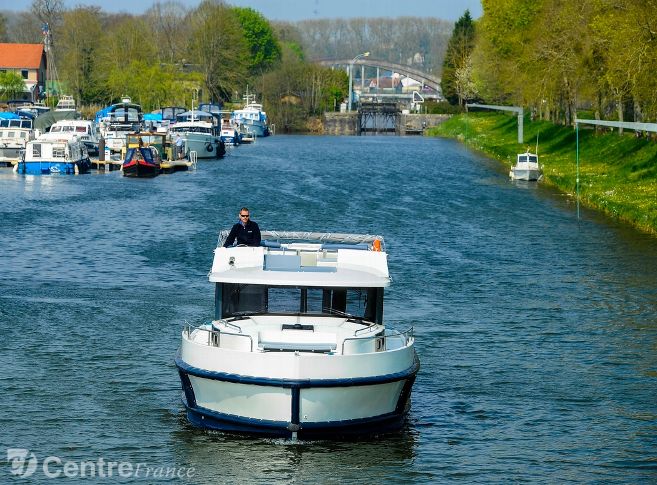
[186,315,411,356]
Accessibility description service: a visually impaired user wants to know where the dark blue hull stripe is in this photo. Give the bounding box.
[182,396,408,438]
[174,352,420,388]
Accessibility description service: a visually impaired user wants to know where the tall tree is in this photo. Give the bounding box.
[145,1,189,65]
[187,0,248,101]
[441,10,475,106]
[232,7,281,76]
[58,7,104,104]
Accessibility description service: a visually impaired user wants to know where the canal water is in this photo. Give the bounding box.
[1,135,656,483]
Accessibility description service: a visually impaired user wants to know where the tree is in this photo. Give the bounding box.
[0,13,9,42]
[232,7,281,75]
[441,10,475,106]
[145,1,189,65]
[58,7,104,104]
[31,0,63,45]
[0,71,27,100]
[186,0,249,101]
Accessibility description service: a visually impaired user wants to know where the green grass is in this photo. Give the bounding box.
[427,112,657,235]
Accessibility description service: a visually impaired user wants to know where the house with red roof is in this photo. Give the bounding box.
[0,43,47,102]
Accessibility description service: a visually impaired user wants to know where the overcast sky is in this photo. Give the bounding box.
[3,0,482,21]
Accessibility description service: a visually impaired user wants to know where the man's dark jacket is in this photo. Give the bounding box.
[224,220,261,247]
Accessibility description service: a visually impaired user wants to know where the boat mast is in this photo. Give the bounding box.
[42,23,60,107]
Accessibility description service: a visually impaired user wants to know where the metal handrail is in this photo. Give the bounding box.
[184,322,253,352]
[341,327,414,354]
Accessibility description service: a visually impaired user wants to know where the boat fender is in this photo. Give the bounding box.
[74,163,79,175]
[206,143,213,152]
[372,239,381,252]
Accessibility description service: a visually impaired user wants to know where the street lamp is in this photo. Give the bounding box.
[348,52,369,112]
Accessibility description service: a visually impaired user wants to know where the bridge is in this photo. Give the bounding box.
[314,58,443,102]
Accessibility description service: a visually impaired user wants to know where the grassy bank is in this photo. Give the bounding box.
[427,112,657,235]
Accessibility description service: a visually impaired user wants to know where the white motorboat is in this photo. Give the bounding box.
[0,117,34,166]
[100,97,143,153]
[231,93,270,137]
[48,119,100,155]
[169,110,224,159]
[17,133,90,175]
[176,231,419,439]
[510,151,542,181]
[55,95,76,111]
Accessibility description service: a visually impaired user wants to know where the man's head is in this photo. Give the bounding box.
[238,207,250,222]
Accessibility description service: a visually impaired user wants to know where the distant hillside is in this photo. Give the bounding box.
[294,17,453,76]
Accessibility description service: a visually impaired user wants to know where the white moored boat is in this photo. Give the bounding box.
[176,230,419,439]
[510,151,542,181]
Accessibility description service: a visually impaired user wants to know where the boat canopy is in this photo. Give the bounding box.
[210,230,390,287]
[176,110,219,123]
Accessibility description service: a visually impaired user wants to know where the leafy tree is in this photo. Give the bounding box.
[441,10,475,106]
[0,71,27,100]
[58,7,104,104]
[187,0,248,101]
[261,54,347,132]
[232,7,281,75]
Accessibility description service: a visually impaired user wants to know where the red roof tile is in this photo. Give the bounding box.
[0,43,45,69]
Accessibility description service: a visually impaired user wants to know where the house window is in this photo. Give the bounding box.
[21,70,29,79]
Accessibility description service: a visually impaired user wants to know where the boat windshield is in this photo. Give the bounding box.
[220,284,381,322]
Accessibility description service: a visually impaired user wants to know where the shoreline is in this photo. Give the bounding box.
[426,113,657,236]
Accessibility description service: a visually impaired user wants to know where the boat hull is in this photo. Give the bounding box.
[18,158,91,175]
[0,146,24,163]
[181,134,224,159]
[510,168,542,181]
[175,350,418,439]
[122,160,160,177]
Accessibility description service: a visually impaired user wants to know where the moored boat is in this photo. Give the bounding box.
[100,97,143,153]
[48,119,100,155]
[219,119,240,146]
[169,111,225,159]
[0,116,34,166]
[17,133,90,175]
[121,132,162,177]
[176,230,419,439]
[231,92,270,137]
[510,151,542,181]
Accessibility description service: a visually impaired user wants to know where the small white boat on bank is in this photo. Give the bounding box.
[176,230,419,439]
[510,151,542,181]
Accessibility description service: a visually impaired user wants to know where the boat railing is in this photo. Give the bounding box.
[184,321,254,352]
[341,327,414,354]
[218,230,385,251]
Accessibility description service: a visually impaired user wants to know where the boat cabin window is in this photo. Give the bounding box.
[32,143,41,157]
[52,145,66,158]
[219,284,382,322]
[529,156,538,162]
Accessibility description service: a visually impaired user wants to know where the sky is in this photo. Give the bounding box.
[3,0,482,21]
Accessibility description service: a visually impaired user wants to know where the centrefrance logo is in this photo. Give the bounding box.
[5,449,195,480]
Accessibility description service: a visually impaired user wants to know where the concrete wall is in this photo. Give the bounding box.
[323,112,360,135]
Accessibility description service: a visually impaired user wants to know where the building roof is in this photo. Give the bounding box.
[0,43,45,69]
